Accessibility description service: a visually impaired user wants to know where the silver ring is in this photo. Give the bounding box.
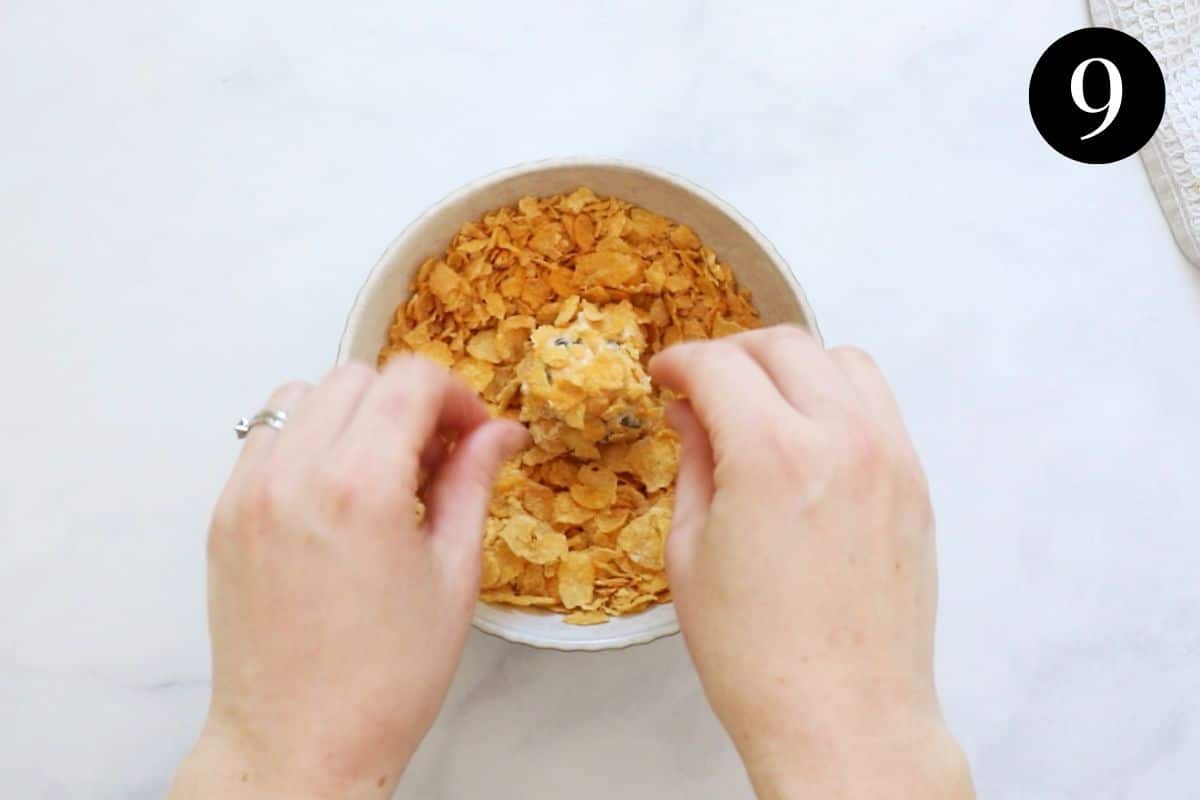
[234,409,289,439]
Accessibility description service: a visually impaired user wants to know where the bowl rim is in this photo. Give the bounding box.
[471,603,684,652]
[337,156,822,651]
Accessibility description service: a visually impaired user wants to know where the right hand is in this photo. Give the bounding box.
[649,327,974,799]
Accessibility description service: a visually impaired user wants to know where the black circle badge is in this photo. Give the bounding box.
[1029,27,1165,164]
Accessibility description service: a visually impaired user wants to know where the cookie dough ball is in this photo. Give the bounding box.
[516,302,659,457]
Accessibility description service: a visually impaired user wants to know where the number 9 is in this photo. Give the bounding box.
[1071,58,1123,141]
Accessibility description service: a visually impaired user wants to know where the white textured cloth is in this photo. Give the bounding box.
[1091,0,1200,265]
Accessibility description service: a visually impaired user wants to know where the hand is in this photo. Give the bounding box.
[170,358,526,799]
[650,327,974,799]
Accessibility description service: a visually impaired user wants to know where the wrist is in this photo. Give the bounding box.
[169,717,409,800]
[735,705,974,800]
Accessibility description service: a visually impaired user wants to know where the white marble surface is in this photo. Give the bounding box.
[2,1,1198,797]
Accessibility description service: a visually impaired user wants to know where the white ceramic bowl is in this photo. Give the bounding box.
[337,158,821,650]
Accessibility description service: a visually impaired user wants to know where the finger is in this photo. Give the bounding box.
[649,339,797,463]
[420,435,448,474]
[425,419,528,577]
[663,400,713,586]
[216,381,311,539]
[230,381,311,479]
[828,346,907,435]
[335,356,493,523]
[272,363,375,465]
[735,325,857,417]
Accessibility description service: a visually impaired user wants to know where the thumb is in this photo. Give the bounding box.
[664,400,714,586]
[425,418,528,575]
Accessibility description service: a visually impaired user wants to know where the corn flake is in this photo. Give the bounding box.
[570,464,618,510]
[558,551,596,609]
[617,505,671,571]
[497,514,568,565]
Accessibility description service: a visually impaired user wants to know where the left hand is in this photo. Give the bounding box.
[170,357,526,799]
